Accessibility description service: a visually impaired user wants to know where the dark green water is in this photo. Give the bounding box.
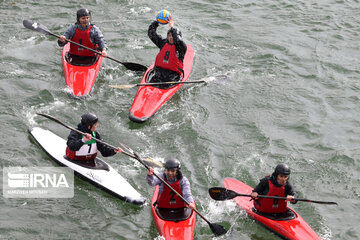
[1,0,359,239]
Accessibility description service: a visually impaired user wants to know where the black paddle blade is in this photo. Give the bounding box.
[122,62,148,72]
[209,223,227,236]
[23,20,51,35]
[209,187,238,201]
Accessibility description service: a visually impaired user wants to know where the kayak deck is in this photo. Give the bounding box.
[62,44,103,97]
[223,178,321,240]
[151,185,196,240]
[28,127,145,205]
[129,44,195,123]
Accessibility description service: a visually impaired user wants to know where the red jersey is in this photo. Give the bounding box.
[69,25,96,56]
[157,176,187,208]
[155,43,184,76]
[254,179,287,213]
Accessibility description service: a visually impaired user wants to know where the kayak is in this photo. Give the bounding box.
[223,178,321,240]
[151,185,196,240]
[28,127,145,205]
[62,43,103,97]
[129,44,195,123]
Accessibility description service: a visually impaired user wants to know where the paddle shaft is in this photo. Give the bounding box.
[23,20,147,71]
[211,187,338,205]
[133,153,214,226]
[135,80,206,87]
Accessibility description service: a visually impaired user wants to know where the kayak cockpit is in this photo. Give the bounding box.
[65,52,99,66]
[155,207,193,222]
[64,156,110,171]
[252,207,296,221]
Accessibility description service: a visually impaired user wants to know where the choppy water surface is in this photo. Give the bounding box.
[0,0,359,239]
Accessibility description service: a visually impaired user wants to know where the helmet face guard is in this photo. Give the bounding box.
[77,8,91,23]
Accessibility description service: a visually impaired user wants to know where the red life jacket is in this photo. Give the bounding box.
[254,179,287,213]
[69,25,96,57]
[157,174,187,208]
[155,43,184,76]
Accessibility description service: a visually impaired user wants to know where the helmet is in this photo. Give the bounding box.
[77,8,91,22]
[164,159,181,170]
[274,163,291,176]
[167,27,182,38]
[81,113,98,127]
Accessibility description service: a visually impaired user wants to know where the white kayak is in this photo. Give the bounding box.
[28,127,145,205]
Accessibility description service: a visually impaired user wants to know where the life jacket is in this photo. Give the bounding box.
[157,174,187,208]
[65,132,98,160]
[254,178,287,213]
[155,43,184,76]
[69,25,96,57]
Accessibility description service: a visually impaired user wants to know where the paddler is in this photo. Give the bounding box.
[148,12,187,88]
[147,159,196,210]
[251,163,298,215]
[58,8,108,64]
[65,113,122,165]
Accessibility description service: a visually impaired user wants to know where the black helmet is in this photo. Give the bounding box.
[167,27,182,38]
[274,163,291,176]
[81,113,98,127]
[164,159,181,170]
[77,8,91,22]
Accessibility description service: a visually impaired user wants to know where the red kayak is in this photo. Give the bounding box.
[223,178,321,240]
[61,43,103,97]
[151,185,196,240]
[129,44,195,123]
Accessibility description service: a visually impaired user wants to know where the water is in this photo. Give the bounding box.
[1,0,359,239]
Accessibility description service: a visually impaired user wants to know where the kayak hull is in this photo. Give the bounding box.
[151,185,196,240]
[223,178,321,240]
[129,44,195,123]
[28,127,145,205]
[62,44,103,97]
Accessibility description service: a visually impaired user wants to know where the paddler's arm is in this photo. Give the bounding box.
[95,132,122,157]
[148,21,166,49]
[180,176,195,210]
[58,24,76,47]
[146,167,162,186]
[285,183,298,204]
[66,130,85,151]
[90,25,108,57]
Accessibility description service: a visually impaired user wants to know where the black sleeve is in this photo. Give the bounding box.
[148,21,166,49]
[66,130,84,151]
[253,177,269,195]
[95,132,117,157]
[168,27,187,62]
[285,182,298,204]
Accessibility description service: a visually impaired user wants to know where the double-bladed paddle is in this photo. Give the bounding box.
[36,113,162,168]
[209,187,338,205]
[109,75,229,89]
[23,19,148,72]
[131,152,227,236]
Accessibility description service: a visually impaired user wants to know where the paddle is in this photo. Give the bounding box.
[209,187,338,205]
[109,75,229,89]
[36,113,162,168]
[131,153,227,236]
[23,19,148,72]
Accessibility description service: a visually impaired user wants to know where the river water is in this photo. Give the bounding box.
[0,0,359,239]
